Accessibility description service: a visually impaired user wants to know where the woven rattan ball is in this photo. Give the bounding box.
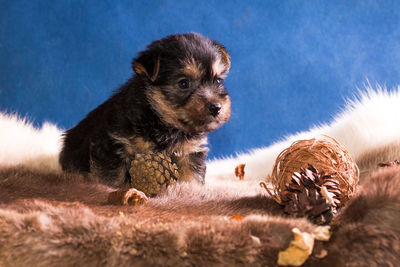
[269,136,359,206]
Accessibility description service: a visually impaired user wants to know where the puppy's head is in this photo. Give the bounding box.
[132,33,231,134]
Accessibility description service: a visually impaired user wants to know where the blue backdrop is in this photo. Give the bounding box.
[1,1,400,159]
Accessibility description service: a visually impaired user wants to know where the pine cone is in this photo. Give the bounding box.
[281,164,341,225]
[129,151,180,197]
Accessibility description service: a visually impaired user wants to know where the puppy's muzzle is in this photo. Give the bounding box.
[207,102,222,117]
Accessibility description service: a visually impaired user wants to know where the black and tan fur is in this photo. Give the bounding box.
[59,33,231,189]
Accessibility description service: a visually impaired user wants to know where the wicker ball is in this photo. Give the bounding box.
[269,136,359,207]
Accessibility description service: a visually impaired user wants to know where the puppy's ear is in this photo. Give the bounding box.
[212,41,231,71]
[132,53,161,82]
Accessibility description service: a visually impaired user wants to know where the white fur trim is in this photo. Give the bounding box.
[206,86,400,181]
[2,85,400,181]
[0,113,63,173]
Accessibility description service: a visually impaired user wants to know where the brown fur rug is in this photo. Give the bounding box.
[1,165,400,266]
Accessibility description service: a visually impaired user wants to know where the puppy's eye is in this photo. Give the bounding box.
[178,79,190,89]
[215,78,223,85]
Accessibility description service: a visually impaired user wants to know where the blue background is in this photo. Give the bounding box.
[1,1,400,159]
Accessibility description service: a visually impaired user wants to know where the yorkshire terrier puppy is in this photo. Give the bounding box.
[59,33,231,199]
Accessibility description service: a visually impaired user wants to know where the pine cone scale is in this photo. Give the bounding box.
[129,151,180,197]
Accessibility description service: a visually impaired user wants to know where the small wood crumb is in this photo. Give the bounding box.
[315,249,328,259]
[313,226,331,241]
[107,188,148,206]
[230,215,243,221]
[278,228,314,266]
[250,235,261,245]
[235,164,246,180]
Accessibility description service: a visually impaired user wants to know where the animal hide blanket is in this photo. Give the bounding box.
[1,166,400,266]
[1,88,400,266]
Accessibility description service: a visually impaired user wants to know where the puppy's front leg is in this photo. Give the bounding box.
[176,151,207,184]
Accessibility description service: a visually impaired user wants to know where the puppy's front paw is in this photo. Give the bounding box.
[108,188,148,206]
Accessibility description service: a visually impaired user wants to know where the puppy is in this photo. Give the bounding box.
[59,33,231,199]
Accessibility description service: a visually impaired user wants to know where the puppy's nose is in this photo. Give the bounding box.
[207,103,222,117]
